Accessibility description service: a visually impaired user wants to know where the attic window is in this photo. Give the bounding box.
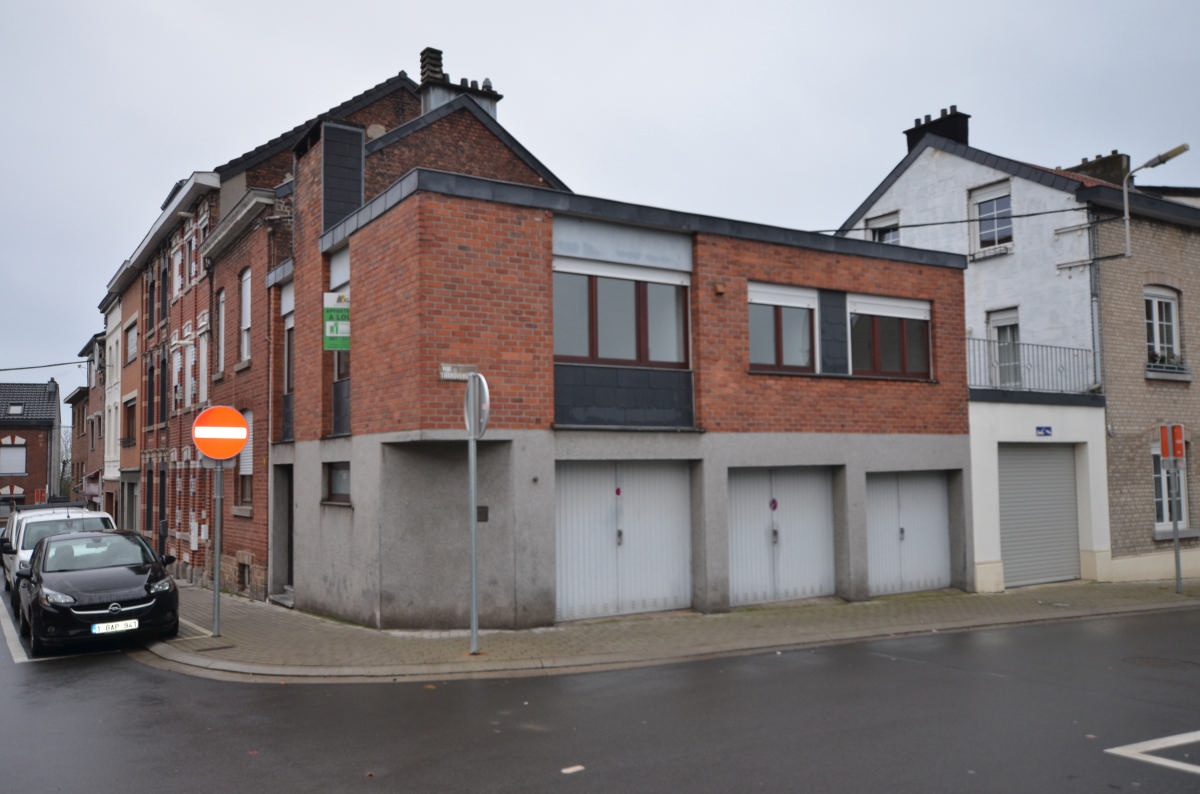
[6,404,24,415]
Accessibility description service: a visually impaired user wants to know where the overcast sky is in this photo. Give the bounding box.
[3,0,1198,421]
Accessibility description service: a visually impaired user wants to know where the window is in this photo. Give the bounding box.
[867,212,900,245]
[849,295,931,378]
[236,410,253,507]
[123,400,136,445]
[553,270,688,366]
[748,283,817,372]
[173,249,184,296]
[0,444,26,475]
[198,335,209,404]
[215,289,226,374]
[1152,447,1188,536]
[159,256,169,320]
[126,322,139,363]
[970,182,1013,253]
[987,308,1021,388]
[284,326,295,394]
[238,269,252,362]
[6,403,23,415]
[1145,286,1182,368]
[324,462,351,504]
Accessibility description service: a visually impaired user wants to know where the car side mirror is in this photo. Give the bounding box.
[0,539,13,555]
[161,554,176,566]
[14,569,30,581]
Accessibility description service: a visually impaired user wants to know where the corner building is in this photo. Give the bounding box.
[109,49,972,629]
[268,49,970,627]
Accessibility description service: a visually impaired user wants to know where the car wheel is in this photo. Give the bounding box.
[161,620,179,640]
[27,615,44,658]
[8,588,18,615]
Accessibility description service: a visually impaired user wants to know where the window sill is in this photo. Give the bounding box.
[321,500,353,509]
[1154,526,1200,541]
[231,506,253,518]
[234,359,252,373]
[1145,366,1192,383]
[970,243,1013,261]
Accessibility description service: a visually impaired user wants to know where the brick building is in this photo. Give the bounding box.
[100,49,971,629]
[0,380,62,514]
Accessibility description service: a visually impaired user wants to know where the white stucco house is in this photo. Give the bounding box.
[839,107,1200,591]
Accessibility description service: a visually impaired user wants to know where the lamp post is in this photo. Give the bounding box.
[1124,143,1189,257]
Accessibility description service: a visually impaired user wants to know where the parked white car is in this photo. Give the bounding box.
[2,507,115,610]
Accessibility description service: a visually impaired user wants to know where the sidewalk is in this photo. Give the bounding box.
[140,579,1200,682]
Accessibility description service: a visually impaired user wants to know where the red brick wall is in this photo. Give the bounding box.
[365,108,556,200]
[324,192,966,438]
[346,194,556,435]
[693,235,968,434]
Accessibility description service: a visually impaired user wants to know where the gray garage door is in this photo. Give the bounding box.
[998,444,1080,587]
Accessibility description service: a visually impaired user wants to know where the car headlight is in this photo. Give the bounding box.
[149,577,175,594]
[40,587,75,607]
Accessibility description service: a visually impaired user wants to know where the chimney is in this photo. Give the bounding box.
[904,105,970,152]
[1064,150,1130,185]
[417,46,503,119]
[420,47,445,85]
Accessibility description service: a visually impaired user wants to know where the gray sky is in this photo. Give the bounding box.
[3,0,1199,419]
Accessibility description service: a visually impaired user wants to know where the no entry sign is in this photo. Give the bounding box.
[192,405,249,460]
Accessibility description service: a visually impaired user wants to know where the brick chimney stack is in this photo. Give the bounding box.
[1065,150,1130,185]
[904,106,970,152]
[420,47,445,85]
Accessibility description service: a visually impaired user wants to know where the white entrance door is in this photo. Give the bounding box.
[728,468,836,606]
[866,472,951,596]
[556,461,692,621]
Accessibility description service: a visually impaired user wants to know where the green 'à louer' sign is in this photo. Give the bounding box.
[324,292,350,350]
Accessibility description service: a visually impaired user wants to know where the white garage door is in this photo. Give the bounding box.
[998,444,1080,587]
[729,467,836,606]
[556,461,692,621]
[867,472,951,596]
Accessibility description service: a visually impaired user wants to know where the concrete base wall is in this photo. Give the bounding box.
[277,428,972,629]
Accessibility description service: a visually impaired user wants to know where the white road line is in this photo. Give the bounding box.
[1,599,29,663]
[1106,730,1200,775]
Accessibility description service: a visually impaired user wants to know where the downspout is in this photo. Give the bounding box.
[1087,207,1103,393]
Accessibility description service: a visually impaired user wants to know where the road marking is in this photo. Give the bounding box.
[1106,730,1200,775]
[1,600,28,663]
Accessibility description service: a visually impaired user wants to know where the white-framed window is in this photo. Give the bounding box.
[987,307,1021,388]
[1145,286,1181,367]
[970,181,1013,254]
[238,269,252,362]
[848,294,931,378]
[553,260,689,366]
[0,443,26,475]
[173,248,184,296]
[747,282,818,372]
[237,410,253,507]
[1152,445,1189,537]
[215,289,226,374]
[867,211,900,245]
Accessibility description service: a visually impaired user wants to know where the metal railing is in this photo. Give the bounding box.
[967,337,1097,394]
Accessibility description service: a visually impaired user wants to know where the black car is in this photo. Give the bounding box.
[15,530,179,655]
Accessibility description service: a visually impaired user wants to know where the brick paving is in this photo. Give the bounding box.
[142,580,1200,682]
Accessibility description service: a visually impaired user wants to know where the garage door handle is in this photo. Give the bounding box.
[771,527,779,545]
[899,526,906,540]
[617,529,623,546]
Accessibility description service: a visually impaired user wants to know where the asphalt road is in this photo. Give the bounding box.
[1,603,1198,792]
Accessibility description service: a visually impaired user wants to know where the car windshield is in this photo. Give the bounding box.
[23,516,114,550]
[42,536,156,573]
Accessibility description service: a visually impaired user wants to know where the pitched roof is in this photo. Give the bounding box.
[215,70,421,178]
[0,381,60,426]
[839,134,1200,234]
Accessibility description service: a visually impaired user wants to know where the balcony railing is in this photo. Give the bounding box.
[967,337,1097,394]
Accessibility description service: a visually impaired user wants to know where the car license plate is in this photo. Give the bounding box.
[92,619,138,635]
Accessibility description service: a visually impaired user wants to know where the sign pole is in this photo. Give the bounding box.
[212,458,224,636]
[191,406,249,638]
[464,372,489,656]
